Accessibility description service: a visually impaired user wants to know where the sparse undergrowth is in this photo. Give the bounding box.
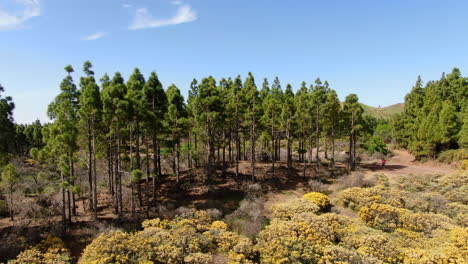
[6,171,468,264]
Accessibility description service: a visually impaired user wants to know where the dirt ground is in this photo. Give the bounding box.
[0,149,460,262]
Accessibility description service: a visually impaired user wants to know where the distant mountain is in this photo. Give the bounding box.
[360,103,404,119]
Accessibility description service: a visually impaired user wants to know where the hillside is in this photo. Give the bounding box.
[361,102,404,119]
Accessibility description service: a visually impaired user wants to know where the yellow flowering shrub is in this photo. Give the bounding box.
[338,185,405,211]
[271,198,320,220]
[302,192,331,211]
[256,219,328,263]
[359,203,407,232]
[359,203,455,233]
[80,210,257,264]
[14,170,467,264]
[183,252,212,264]
[318,245,363,264]
[9,236,72,264]
[446,202,468,227]
[211,220,228,230]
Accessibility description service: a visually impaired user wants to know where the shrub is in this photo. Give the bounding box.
[210,221,228,230]
[359,203,407,232]
[445,202,468,227]
[337,172,376,189]
[0,199,8,217]
[308,180,329,193]
[225,198,264,238]
[256,219,328,264]
[437,148,468,163]
[359,203,455,233]
[184,253,212,264]
[302,192,331,211]
[365,136,389,155]
[271,198,320,220]
[81,210,257,264]
[9,236,72,264]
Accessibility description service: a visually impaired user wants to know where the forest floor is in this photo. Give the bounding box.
[0,149,460,262]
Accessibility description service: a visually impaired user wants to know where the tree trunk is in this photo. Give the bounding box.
[316,106,320,163]
[287,120,292,171]
[331,125,335,169]
[228,129,232,164]
[222,130,226,164]
[67,189,72,225]
[117,130,123,216]
[69,153,76,218]
[61,172,66,230]
[114,147,119,214]
[108,143,114,196]
[131,183,135,216]
[157,142,162,176]
[324,137,328,159]
[208,122,215,177]
[176,141,180,184]
[243,136,246,161]
[251,98,256,182]
[188,132,192,169]
[9,190,13,221]
[271,111,275,172]
[152,132,158,209]
[145,140,150,217]
[92,125,98,220]
[135,120,141,170]
[194,134,198,168]
[130,127,134,170]
[87,124,93,212]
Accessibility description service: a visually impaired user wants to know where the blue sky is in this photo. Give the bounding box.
[1,0,468,124]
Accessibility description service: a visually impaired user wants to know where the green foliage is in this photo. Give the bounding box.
[131,169,143,183]
[0,84,15,163]
[395,69,468,158]
[1,163,19,189]
[437,149,468,163]
[365,136,389,155]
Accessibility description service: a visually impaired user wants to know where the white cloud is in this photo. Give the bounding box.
[123,4,132,8]
[171,0,182,5]
[0,0,41,31]
[129,4,197,30]
[82,32,106,40]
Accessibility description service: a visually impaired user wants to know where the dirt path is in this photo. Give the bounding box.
[361,149,455,175]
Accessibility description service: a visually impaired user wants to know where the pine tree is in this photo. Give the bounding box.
[126,68,146,171]
[311,78,329,163]
[1,163,19,221]
[281,84,295,171]
[101,72,128,216]
[262,77,283,172]
[47,65,80,226]
[143,72,168,208]
[343,94,363,171]
[324,89,341,169]
[294,82,312,177]
[195,76,223,178]
[459,107,468,148]
[243,72,259,181]
[165,84,186,183]
[227,76,244,181]
[0,84,15,163]
[438,101,461,148]
[78,61,102,220]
